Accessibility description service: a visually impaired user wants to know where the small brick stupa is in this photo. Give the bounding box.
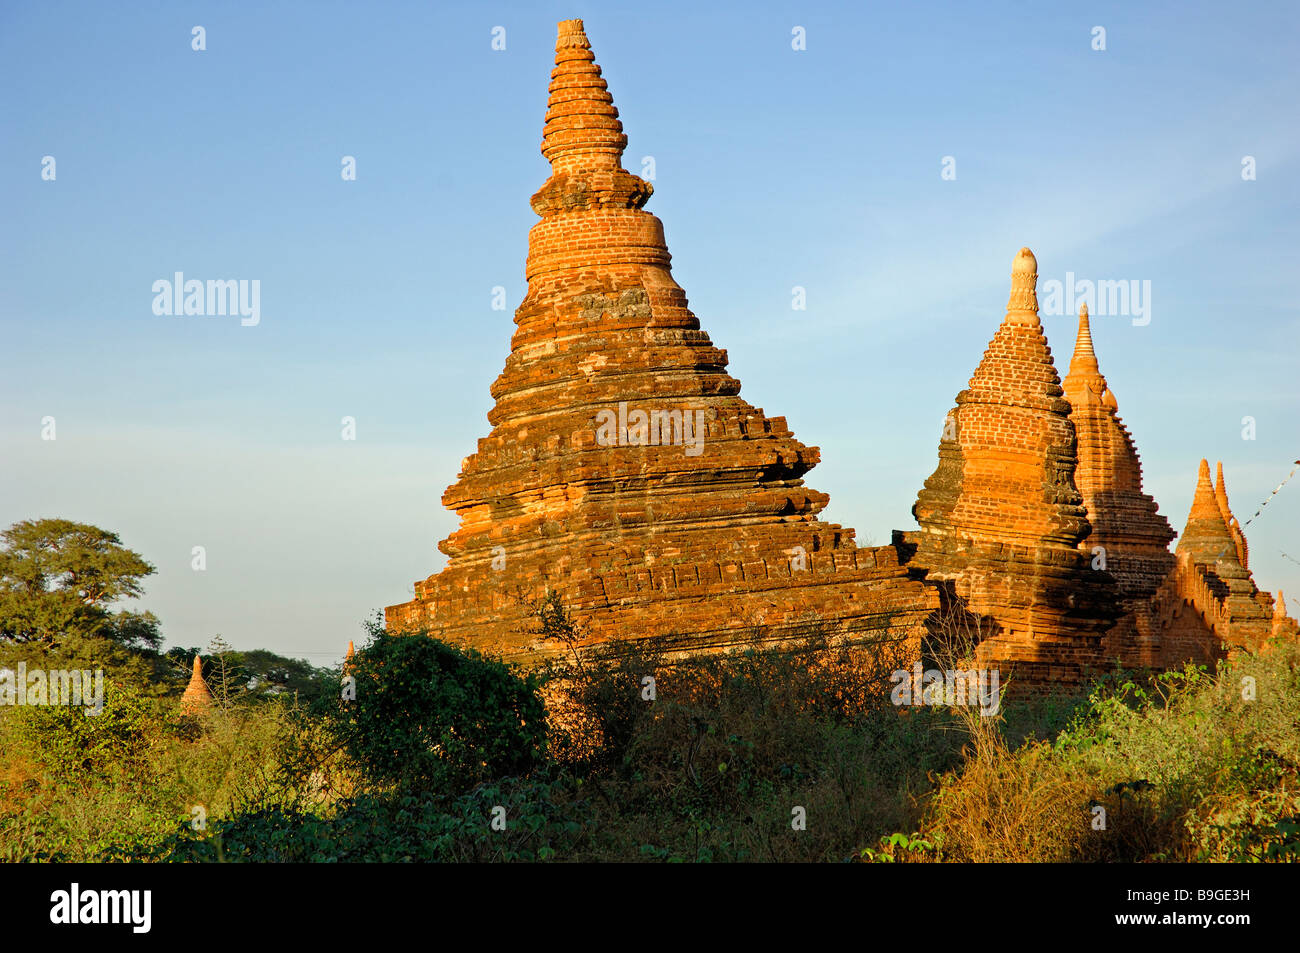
[910,249,1118,686]
[387,19,934,659]
[1171,460,1273,653]
[179,655,211,715]
[1274,590,1299,642]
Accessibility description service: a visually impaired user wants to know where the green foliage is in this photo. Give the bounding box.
[5,595,1300,864]
[133,775,589,862]
[911,643,1300,861]
[0,518,159,647]
[542,626,968,861]
[9,678,154,778]
[328,620,548,795]
[859,831,937,863]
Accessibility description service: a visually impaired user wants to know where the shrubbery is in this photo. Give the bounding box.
[327,620,548,795]
[5,600,1300,863]
[871,644,1300,862]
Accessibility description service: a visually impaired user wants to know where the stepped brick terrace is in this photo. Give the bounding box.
[387,19,1297,689]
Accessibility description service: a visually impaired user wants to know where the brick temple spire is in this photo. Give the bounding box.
[1214,461,1249,568]
[1274,590,1298,642]
[1061,304,1174,645]
[179,655,211,715]
[916,248,1090,550]
[913,248,1116,687]
[1068,304,1099,376]
[540,20,627,173]
[1176,459,1273,650]
[1179,459,1241,567]
[1060,304,1176,668]
[388,20,933,658]
[1004,247,1041,326]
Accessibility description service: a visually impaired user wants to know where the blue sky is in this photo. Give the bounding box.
[2,1,1297,663]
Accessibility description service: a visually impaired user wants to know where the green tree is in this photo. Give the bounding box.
[330,620,549,795]
[0,518,160,648]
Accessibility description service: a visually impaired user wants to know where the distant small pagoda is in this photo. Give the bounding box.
[179,655,211,715]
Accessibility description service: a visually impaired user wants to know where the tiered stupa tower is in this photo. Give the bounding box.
[387,20,934,658]
[1168,460,1273,654]
[1060,305,1176,666]
[910,249,1118,687]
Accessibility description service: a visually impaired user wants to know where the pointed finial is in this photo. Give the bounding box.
[541,19,627,174]
[1179,457,1246,569]
[1276,589,1287,619]
[556,18,589,49]
[1189,459,1223,521]
[1069,303,1100,375]
[1214,460,1233,530]
[1004,247,1040,326]
[1213,461,1250,567]
[1195,458,1212,494]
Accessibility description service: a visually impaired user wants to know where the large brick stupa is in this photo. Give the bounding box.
[385,19,935,659]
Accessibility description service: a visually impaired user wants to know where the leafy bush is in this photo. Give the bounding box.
[8,678,155,778]
[134,775,589,862]
[541,625,968,861]
[329,620,549,796]
[904,642,1300,862]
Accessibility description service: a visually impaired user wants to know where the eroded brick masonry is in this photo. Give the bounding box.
[387,19,1296,689]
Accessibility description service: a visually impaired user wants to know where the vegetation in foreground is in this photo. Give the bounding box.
[3,597,1299,862]
[3,516,1297,862]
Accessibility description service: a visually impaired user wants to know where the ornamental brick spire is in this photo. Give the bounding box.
[1273,590,1298,641]
[1004,247,1041,326]
[913,249,1116,687]
[1068,304,1100,377]
[540,20,627,174]
[1178,459,1241,567]
[916,249,1091,551]
[179,655,211,715]
[1176,459,1272,650]
[388,20,932,658]
[1061,304,1174,621]
[1214,461,1249,568]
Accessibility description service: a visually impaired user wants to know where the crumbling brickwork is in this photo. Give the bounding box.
[385,19,934,661]
[386,19,1296,686]
[909,249,1120,688]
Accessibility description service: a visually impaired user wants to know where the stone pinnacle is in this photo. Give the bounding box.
[1069,304,1100,376]
[1004,247,1040,326]
[541,19,628,174]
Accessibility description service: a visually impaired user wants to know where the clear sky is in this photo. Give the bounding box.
[3,1,1297,664]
